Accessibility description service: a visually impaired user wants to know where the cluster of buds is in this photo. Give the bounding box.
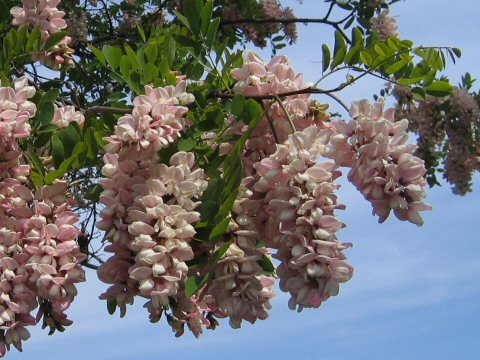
[10,0,74,69]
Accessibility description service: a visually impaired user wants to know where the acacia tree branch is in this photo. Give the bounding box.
[81,262,99,270]
[220,17,344,26]
[220,17,352,43]
[84,105,131,118]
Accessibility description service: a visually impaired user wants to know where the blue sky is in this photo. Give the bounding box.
[10,1,480,359]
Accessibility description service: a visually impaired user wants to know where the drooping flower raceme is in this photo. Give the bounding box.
[97,83,208,323]
[253,126,353,310]
[0,78,85,356]
[329,99,431,225]
[230,51,330,175]
[10,0,74,69]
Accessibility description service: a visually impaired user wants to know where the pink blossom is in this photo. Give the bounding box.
[329,98,431,225]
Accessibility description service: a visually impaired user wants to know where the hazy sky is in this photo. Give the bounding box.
[9,1,480,359]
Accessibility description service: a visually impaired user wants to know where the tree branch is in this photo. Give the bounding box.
[84,105,131,118]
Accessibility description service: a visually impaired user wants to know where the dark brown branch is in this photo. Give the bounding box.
[81,262,99,270]
[85,105,131,118]
[212,86,347,100]
[220,17,343,26]
[220,17,351,43]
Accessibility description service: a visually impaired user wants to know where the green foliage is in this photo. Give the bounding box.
[320,26,461,98]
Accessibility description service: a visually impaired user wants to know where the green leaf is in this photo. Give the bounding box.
[359,50,373,67]
[84,127,98,160]
[88,44,106,66]
[258,254,275,273]
[218,190,238,218]
[43,31,68,51]
[46,142,87,183]
[102,45,123,70]
[397,76,424,86]
[43,89,60,103]
[352,27,364,45]
[144,44,158,64]
[374,43,387,57]
[241,99,262,125]
[231,95,245,116]
[206,17,220,48]
[51,135,64,169]
[60,124,81,158]
[344,43,362,65]
[211,241,232,263]
[183,0,202,34]
[143,62,159,83]
[125,44,141,71]
[30,171,44,187]
[198,107,224,131]
[209,218,230,243]
[36,102,55,127]
[202,178,225,202]
[185,273,211,297]
[177,138,197,151]
[84,184,103,202]
[27,149,45,177]
[322,44,331,72]
[107,299,117,315]
[331,47,346,69]
[172,11,192,32]
[425,80,453,97]
[200,0,213,35]
[26,26,41,52]
[385,60,408,75]
[137,23,146,42]
[411,86,426,100]
[331,30,347,69]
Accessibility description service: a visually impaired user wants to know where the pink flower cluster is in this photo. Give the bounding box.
[370,10,399,40]
[230,51,330,174]
[394,86,480,195]
[10,0,74,69]
[202,182,276,329]
[98,151,206,319]
[222,1,298,47]
[51,105,85,129]
[227,53,353,311]
[0,78,85,356]
[0,77,35,180]
[329,99,431,225]
[253,127,353,310]
[97,83,210,325]
[104,81,193,154]
[98,79,277,333]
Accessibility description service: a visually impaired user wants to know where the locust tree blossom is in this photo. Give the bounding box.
[370,10,398,40]
[329,99,431,225]
[10,0,74,69]
[0,78,85,355]
[97,83,209,324]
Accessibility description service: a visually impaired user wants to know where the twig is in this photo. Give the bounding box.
[274,95,296,133]
[85,105,131,118]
